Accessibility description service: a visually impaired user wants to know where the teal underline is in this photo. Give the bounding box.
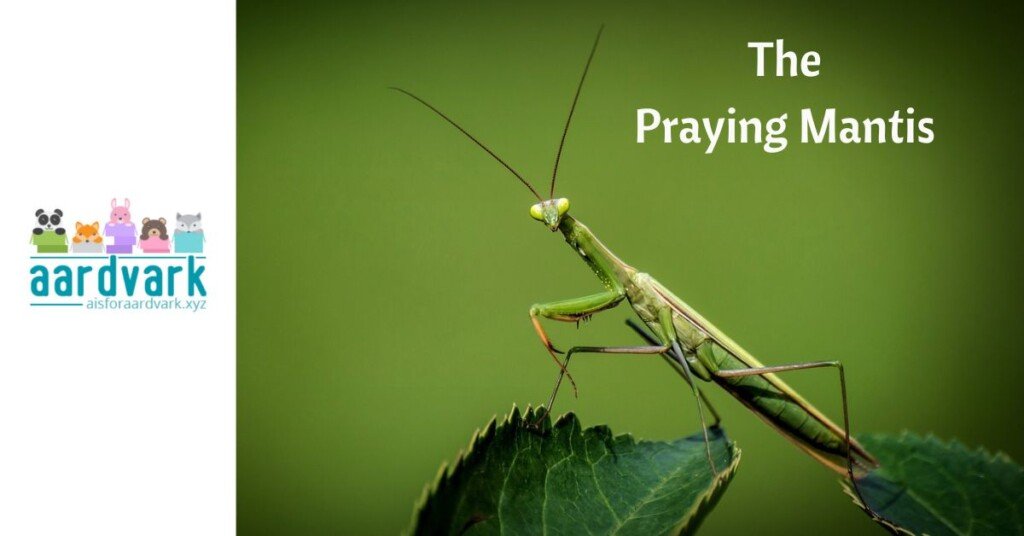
[30,303,83,307]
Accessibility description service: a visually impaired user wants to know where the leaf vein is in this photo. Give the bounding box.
[611,451,698,534]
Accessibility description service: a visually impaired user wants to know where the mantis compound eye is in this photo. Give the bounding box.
[529,203,545,221]
[555,198,570,216]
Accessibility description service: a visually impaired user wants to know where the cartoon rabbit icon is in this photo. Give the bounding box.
[105,198,137,254]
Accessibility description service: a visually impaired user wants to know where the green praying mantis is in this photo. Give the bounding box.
[393,26,882,522]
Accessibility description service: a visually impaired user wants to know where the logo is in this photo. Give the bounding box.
[28,198,208,312]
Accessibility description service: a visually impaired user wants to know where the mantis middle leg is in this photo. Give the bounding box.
[532,343,671,425]
[626,319,721,427]
[533,308,720,474]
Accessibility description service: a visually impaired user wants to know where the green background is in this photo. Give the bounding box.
[239,1,1024,534]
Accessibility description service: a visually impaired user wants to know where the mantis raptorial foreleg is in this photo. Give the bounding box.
[529,290,625,396]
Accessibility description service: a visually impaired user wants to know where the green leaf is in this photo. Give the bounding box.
[408,406,740,536]
[842,432,1024,535]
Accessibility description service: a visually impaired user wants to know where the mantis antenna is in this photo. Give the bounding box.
[550,25,604,198]
[389,86,543,201]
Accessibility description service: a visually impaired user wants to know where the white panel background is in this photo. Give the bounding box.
[0,2,235,534]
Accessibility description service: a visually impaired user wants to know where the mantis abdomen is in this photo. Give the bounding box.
[632,272,876,475]
[695,340,875,474]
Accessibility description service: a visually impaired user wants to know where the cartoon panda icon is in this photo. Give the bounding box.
[33,208,65,235]
[31,208,68,253]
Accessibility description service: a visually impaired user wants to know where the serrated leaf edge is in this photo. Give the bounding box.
[407,405,740,535]
[840,431,1024,536]
[675,439,741,536]
[405,404,542,535]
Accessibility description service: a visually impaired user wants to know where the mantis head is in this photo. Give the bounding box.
[530,198,570,231]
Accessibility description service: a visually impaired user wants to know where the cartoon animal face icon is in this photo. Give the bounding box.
[110,198,132,224]
[73,222,103,244]
[176,213,203,234]
[140,217,169,240]
[34,208,66,235]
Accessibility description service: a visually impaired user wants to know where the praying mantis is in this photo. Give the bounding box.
[392,26,882,523]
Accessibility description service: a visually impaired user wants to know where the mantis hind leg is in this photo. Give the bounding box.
[713,360,881,522]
